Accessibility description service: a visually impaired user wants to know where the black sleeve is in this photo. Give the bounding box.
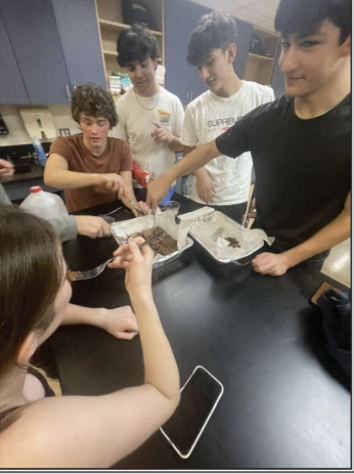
[215,104,262,158]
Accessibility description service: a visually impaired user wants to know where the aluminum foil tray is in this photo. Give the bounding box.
[186,209,273,265]
[111,214,194,269]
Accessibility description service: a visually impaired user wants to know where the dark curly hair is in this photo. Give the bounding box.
[117,24,159,67]
[71,83,118,129]
[187,11,238,66]
[275,0,351,44]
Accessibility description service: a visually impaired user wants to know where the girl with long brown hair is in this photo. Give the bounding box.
[0,205,180,468]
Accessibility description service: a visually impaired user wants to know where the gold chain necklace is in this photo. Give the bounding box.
[134,88,160,110]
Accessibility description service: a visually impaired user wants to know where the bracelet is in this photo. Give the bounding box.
[167,133,173,144]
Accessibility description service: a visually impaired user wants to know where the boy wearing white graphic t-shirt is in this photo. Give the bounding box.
[181,11,274,223]
[112,24,184,201]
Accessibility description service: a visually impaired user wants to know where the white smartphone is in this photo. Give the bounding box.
[160,365,224,459]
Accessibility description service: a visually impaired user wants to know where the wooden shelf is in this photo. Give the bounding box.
[98,19,163,36]
[103,49,117,56]
[248,53,274,62]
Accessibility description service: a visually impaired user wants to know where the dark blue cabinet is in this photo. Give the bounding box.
[0,0,71,105]
[271,44,285,97]
[165,0,209,105]
[165,0,253,105]
[233,20,253,80]
[0,13,29,104]
[51,0,106,91]
[164,0,193,105]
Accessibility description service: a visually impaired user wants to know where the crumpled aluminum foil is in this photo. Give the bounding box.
[111,210,194,269]
[179,207,274,263]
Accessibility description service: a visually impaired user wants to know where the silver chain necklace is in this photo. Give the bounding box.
[134,88,160,110]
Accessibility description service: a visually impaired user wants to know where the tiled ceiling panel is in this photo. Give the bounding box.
[188,0,281,31]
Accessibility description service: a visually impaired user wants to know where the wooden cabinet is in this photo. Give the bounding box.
[52,0,106,91]
[244,26,280,86]
[96,0,164,99]
[0,12,29,105]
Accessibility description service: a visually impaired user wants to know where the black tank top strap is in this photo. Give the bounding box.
[0,366,55,433]
[27,366,55,398]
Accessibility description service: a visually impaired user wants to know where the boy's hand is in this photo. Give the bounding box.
[146,174,171,214]
[195,168,215,204]
[151,121,173,144]
[94,173,125,199]
[252,252,290,276]
[74,216,112,238]
[0,159,14,183]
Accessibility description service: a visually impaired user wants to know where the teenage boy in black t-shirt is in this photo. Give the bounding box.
[147,0,351,277]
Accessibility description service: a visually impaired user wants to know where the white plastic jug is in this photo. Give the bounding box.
[20,186,68,220]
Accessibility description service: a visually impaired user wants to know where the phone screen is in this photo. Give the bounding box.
[160,366,223,458]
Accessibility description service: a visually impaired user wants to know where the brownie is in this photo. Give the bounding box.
[225,237,240,248]
[67,269,81,282]
[128,226,178,256]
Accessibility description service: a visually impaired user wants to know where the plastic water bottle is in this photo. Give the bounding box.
[32,136,47,168]
[159,186,175,205]
[20,186,68,220]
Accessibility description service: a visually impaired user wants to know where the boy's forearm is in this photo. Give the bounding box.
[283,210,350,268]
[164,140,219,183]
[45,168,97,189]
[168,136,184,152]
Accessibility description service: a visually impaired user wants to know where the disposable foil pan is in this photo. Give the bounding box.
[186,210,273,265]
[111,214,194,269]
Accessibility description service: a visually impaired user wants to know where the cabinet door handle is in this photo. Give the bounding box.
[190,91,193,101]
[66,85,71,101]
[187,91,189,102]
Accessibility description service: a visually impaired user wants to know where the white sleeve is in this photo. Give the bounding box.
[172,98,184,138]
[180,104,198,147]
[111,98,128,140]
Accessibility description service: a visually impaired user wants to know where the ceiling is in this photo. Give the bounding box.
[188,0,281,32]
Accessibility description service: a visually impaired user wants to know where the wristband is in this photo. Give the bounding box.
[167,132,173,144]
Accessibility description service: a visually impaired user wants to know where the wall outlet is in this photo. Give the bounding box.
[59,128,70,136]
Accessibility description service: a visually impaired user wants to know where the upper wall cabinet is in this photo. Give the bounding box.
[51,0,106,90]
[0,13,29,105]
[0,0,106,105]
[0,0,72,105]
[165,0,208,105]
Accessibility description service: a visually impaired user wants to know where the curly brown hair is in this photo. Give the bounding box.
[71,82,118,129]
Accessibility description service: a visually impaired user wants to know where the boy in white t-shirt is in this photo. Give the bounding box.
[181,11,274,223]
[112,24,184,200]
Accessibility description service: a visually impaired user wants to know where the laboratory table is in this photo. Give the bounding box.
[50,194,351,469]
